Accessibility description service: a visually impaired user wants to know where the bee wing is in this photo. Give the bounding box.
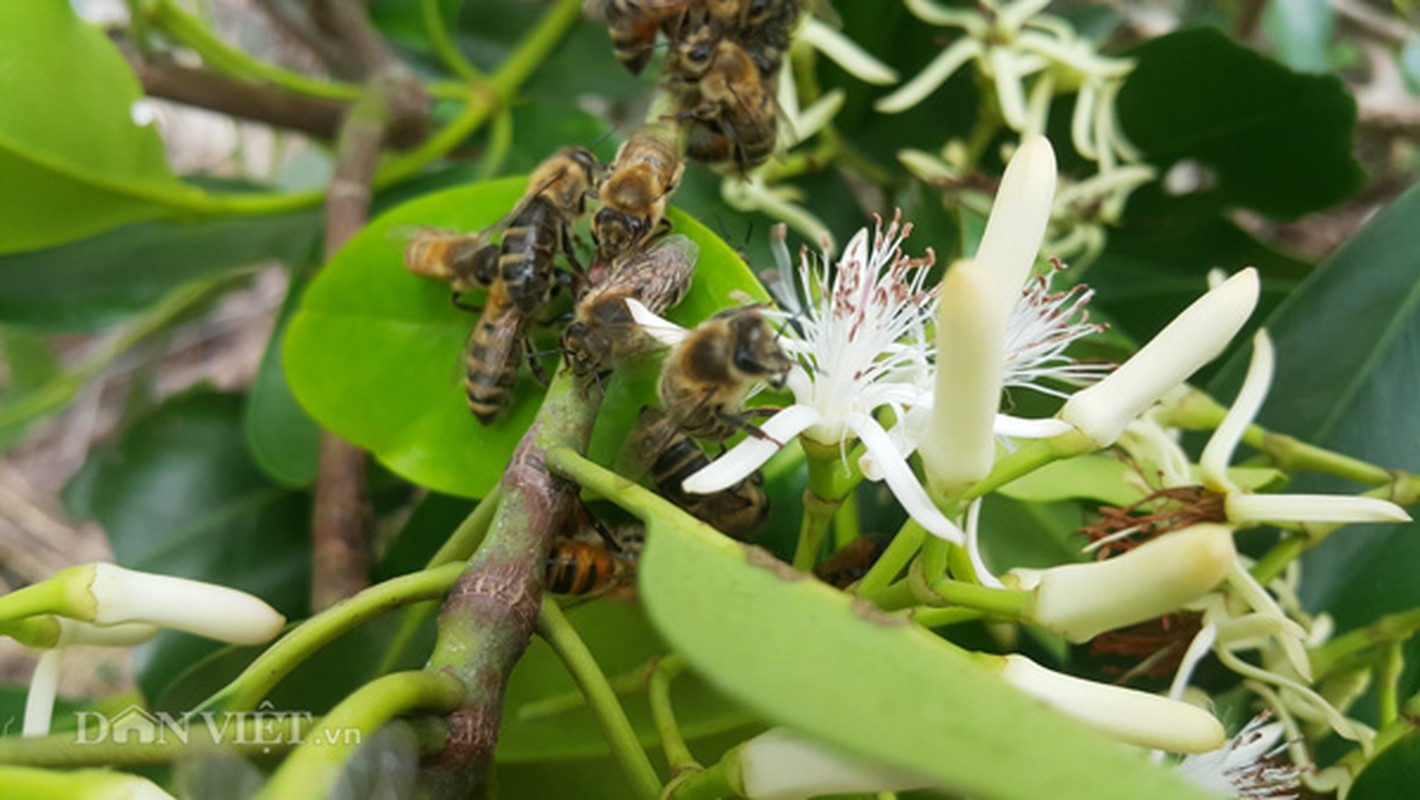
[623,297,688,347]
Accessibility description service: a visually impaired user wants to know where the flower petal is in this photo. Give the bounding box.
[800,18,899,85]
[994,414,1072,439]
[1226,493,1412,525]
[624,298,687,346]
[974,135,1057,308]
[682,405,822,494]
[848,413,964,544]
[1200,330,1273,491]
[875,37,981,113]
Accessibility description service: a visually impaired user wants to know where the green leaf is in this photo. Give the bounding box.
[1351,731,1420,800]
[999,455,1141,507]
[244,273,322,487]
[62,391,311,700]
[285,177,766,498]
[1118,28,1362,218]
[1211,184,1420,704]
[638,516,1215,800]
[0,210,321,331]
[0,2,204,254]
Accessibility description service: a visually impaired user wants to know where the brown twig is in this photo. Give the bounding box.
[122,47,427,149]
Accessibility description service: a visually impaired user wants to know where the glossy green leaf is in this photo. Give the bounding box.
[62,391,311,700]
[285,177,766,498]
[999,455,1141,507]
[1212,184,1420,703]
[244,273,322,487]
[1350,731,1420,800]
[1118,28,1362,218]
[0,210,320,331]
[0,2,204,254]
[638,515,1215,800]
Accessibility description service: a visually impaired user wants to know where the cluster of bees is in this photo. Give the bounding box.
[401,0,812,596]
[588,0,803,173]
[403,142,792,595]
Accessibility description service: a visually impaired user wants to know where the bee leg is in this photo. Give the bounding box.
[522,339,557,388]
[450,291,482,313]
[732,417,783,447]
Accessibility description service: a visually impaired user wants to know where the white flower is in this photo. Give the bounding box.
[878,0,1139,168]
[683,213,965,543]
[1174,714,1302,799]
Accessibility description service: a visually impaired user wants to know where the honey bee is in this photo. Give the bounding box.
[544,507,643,597]
[813,537,884,589]
[398,227,498,295]
[700,0,803,77]
[634,407,769,540]
[584,0,697,75]
[658,305,793,442]
[544,539,639,596]
[460,147,601,423]
[564,234,698,380]
[672,38,779,172]
[593,124,686,262]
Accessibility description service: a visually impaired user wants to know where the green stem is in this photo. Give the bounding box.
[1159,389,1393,487]
[0,615,61,648]
[151,0,363,101]
[664,756,743,800]
[421,0,484,83]
[794,489,841,571]
[0,567,89,627]
[1310,608,1420,679]
[649,654,698,776]
[545,447,696,525]
[475,109,516,181]
[833,489,861,549]
[201,563,464,713]
[0,767,165,797]
[1377,642,1404,727]
[960,430,1095,502]
[537,600,663,800]
[870,572,1030,618]
[257,671,465,800]
[853,519,926,598]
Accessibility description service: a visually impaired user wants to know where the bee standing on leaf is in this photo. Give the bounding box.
[564,234,698,381]
[658,305,793,442]
[402,147,600,424]
[593,123,687,262]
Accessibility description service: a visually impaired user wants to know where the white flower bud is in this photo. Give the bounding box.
[992,654,1226,753]
[924,259,1006,492]
[1059,269,1259,447]
[1008,524,1235,643]
[975,134,1057,310]
[88,564,285,646]
[738,728,931,799]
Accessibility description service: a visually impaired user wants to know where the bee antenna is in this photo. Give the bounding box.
[589,125,621,157]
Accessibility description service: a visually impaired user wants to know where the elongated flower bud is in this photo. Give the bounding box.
[1007,524,1236,643]
[975,134,1057,310]
[924,259,1006,492]
[87,564,285,645]
[737,728,931,799]
[1059,269,1259,447]
[989,654,1226,753]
